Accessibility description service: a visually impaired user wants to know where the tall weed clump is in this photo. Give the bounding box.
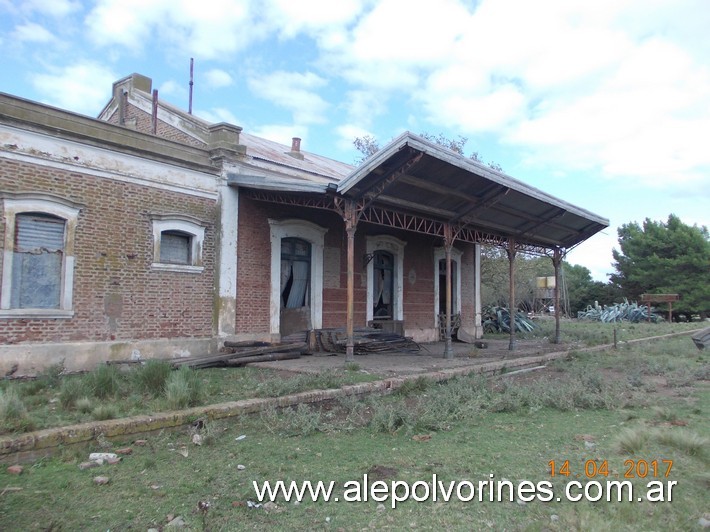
[134,360,172,398]
[89,364,124,399]
[165,366,204,409]
[59,376,90,409]
[0,387,35,433]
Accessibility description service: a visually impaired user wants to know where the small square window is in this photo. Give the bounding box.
[150,215,205,274]
[160,231,191,265]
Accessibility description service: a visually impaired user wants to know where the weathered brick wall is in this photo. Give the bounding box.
[103,104,207,148]
[235,196,272,334]
[235,196,443,334]
[322,217,368,329]
[402,235,436,329]
[0,159,217,344]
[235,197,368,334]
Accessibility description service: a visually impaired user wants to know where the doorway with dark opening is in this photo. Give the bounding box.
[280,237,311,336]
[373,250,394,320]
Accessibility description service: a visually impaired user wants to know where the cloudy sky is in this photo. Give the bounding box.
[1,0,708,281]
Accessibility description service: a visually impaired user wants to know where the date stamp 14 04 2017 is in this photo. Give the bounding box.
[549,459,673,479]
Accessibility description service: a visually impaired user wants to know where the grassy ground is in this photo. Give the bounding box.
[515,319,701,347]
[0,363,379,435]
[0,324,707,530]
[0,320,700,436]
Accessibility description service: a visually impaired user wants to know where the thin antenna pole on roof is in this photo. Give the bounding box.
[189,58,194,114]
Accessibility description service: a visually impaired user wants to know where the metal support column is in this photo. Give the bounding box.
[443,223,454,359]
[552,247,562,344]
[344,200,358,362]
[507,238,517,351]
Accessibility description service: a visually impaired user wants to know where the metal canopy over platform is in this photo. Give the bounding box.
[231,131,609,358]
[231,132,608,254]
[337,132,608,251]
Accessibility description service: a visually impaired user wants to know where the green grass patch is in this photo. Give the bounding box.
[0,372,706,530]
[0,364,381,435]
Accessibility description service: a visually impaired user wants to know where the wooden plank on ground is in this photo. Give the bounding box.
[225,350,305,366]
[172,342,307,368]
[223,340,271,348]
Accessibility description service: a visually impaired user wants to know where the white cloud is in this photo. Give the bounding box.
[20,0,81,17]
[263,0,364,38]
[84,0,268,59]
[566,230,617,282]
[159,80,182,96]
[84,0,155,50]
[335,123,375,155]
[204,69,233,89]
[195,107,240,125]
[505,34,710,187]
[317,0,473,93]
[342,90,386,129]
[372,0,710,191]
[346,0,471,64]
[250,124,309,148]
[12,22,55,43]
[29,62,117,116]
[157,80,188,105]
[248,70,329,125]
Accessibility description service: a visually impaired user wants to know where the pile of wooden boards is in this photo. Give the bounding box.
[314,327,420,355]
[171,341,308,369]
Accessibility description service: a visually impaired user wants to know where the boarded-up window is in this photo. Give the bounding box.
[281,238,311,308]
[160,231,191,264]
[11,213,65,309]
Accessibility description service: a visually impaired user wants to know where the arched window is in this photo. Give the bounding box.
[160,230,192,265]
[151,215,205,273]
[365,235,405,323]
[268,218,327,335]
[280,237,311,308]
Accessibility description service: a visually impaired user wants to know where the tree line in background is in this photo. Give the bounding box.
[480,214,708,320]
[354,134,709,321]
[479,246,622,317]
[353,133,503,170]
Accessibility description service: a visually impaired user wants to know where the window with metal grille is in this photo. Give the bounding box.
[11,213,65,309]
[160,230,192,265]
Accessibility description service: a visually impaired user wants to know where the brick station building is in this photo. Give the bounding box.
[0,73,608,374]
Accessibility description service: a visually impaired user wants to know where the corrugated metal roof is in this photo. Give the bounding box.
[238,132,353,185]
[231,130,607,250]
[338,132,609,250]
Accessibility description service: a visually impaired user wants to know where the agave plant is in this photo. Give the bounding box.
[482,305,538,333]
[577,299,659,323]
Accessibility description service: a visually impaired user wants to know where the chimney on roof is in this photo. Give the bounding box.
[286,137,305,160]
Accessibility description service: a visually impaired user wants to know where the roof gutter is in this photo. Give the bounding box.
[227,173,329,194]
